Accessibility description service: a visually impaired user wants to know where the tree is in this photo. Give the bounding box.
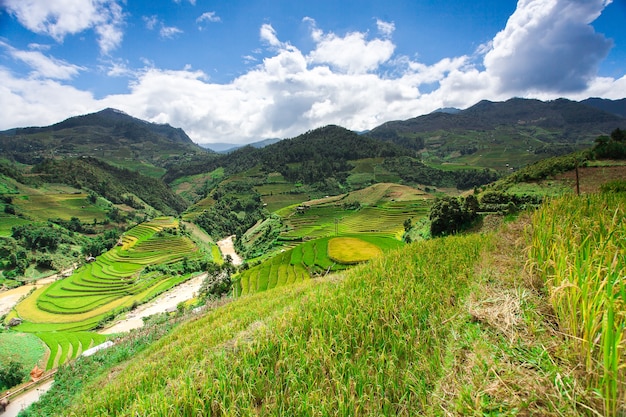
[0,360,26,390]
[200,268,232,299]
[429,196,479,237]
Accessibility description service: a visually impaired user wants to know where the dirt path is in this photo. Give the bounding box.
[216,235,243,266]
[100,273,207,334]
[1,379,54,417]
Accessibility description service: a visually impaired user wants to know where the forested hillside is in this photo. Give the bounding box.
[32,157,187,215]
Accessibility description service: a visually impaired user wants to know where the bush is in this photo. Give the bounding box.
[0,360,26,390]
[200,269,232,299]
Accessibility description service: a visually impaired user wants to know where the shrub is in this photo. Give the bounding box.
[0,360,26,390]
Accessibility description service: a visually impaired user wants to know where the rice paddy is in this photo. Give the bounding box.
[234,234,403,296]
[10,217,201,333]
[527,191,626,416]
[280,183,432,240]
[36,331,108,370]
[12,192,108,223]
[61,232,494,416]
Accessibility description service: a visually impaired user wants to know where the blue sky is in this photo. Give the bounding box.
[1,0,625,145]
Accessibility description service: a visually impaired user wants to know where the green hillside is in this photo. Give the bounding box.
[24,190,625,416]
[368,98,624,172]
[0,108,207,172]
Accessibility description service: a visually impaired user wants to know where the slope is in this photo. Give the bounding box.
[0,108,208,175]
[368,97,625,171]
[34,191,624,416]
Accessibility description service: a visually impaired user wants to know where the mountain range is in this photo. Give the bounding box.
[1,97,624,176]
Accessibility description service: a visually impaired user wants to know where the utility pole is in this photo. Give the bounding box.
[575,159,580,196]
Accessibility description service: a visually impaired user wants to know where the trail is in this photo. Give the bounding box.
[216,235,243,266]
[1,379,54,417]
[100,273,207,334]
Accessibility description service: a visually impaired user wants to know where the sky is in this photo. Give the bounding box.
[0,0,625,145]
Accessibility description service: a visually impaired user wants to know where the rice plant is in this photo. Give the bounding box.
[527,192,625,416]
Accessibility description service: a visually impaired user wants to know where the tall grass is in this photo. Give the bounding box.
[63,233,489,416]
[527,192,625,415]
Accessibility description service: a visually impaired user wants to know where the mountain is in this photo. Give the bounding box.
[163,125,415,184]
[367,97,625,170]
[581,97,626,118]
[0,108,207,167]
[372,98,622,136]
[200,138,283,153]
[431,107,461,114]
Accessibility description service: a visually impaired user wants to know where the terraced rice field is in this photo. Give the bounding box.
[282,199,430,239]
[11,217,200,332]
[12,193,108,222]
[36,331,108,370]
[235,235,403,296]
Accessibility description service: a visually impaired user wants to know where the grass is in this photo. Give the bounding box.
[0,332,47,375]
[527,191,626,416]
[61,233,496,416]
[19,203,613,416]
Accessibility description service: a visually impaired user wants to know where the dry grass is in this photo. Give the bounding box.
[429,216,585,416]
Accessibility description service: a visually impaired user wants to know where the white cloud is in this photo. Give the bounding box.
[0,1,622,145]
[376,19,395,38]
[1,42,85,79]
[197,11,221,29]
[160,26,183,39]
[143,15,159,30]
[483,0,613,93]
[144,15,183,39]
[260,24,283,48]
[0,67,100,128]
[103,59,134,77]
[3,0,125,54]
[307,28,395,74]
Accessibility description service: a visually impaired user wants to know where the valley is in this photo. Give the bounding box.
[0,98,625,416]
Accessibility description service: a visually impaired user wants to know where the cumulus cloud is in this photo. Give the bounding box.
[3,0,125,55]
[260,24,284,48]
[0,67,100,128]
[0,0,622,145]
[483,0,613,93]
[306,18,395,74]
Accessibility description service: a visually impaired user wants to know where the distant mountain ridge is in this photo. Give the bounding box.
[0,108,206,166]
[371,98,623,137]
[581,97,626,118]
[200,138,282,153]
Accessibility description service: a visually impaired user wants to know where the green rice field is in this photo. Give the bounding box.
[10,217,201,333]
[12,193,108,222]
[235,234,403,296]
[36,331,108,370]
